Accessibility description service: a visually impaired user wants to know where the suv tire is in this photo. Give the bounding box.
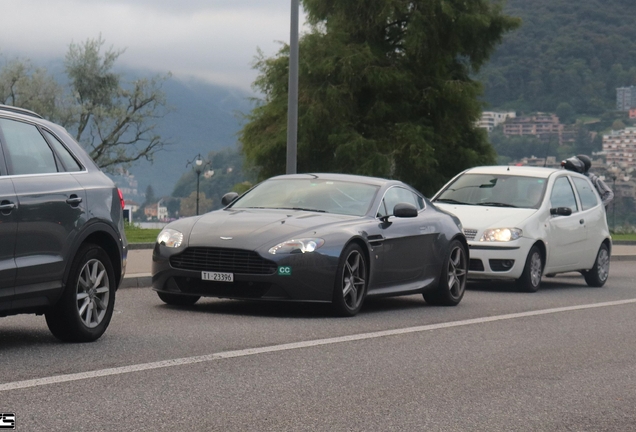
[45,243,116,342]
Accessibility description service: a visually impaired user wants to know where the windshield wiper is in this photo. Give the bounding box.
[276,207,328,213]
[475,202,518,208]
[434,198,469,205]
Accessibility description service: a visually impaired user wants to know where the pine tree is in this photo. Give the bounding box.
[240,0,520,195]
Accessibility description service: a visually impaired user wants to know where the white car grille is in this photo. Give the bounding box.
[463,229,478,241]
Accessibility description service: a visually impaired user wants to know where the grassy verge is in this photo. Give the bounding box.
[611,233,636,241]
[124,225,161,243]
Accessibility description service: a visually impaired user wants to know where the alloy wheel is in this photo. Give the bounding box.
[447,245,468,299]
[342,250,366,310]
[76,259,110,328]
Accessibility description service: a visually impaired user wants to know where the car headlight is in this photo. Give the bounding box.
[268,238,325,254]
[480,228,522,242]
[157,228,184,248]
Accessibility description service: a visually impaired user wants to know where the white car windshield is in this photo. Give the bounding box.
[231,178,380,216]
[435,174,547,209]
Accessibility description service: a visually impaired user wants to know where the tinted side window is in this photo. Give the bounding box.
[550,177,578,212]
[0,119,58,175]
[43,130,83,172]
[572,177,598,211]
[380,187,421,217]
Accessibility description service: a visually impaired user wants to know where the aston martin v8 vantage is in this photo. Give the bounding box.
[152,173,468,316]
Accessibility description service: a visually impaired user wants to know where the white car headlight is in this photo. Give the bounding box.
[268,238,325,255]
[157,228,184,248]
[480,228,522,242]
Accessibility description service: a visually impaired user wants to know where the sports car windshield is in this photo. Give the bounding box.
[230,178,380,216]
[435,173,547,209]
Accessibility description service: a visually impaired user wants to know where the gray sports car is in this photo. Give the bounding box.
[152,173,468,316]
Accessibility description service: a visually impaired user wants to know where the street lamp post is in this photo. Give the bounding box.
[187,154,208,216]
[286,0,299,174]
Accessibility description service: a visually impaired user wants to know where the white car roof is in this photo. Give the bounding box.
[463,165,559,179]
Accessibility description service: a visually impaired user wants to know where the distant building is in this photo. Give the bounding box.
[144,199,168,221]
[617,86,636,111]
[123,200,140,224]
[514,156,558,168]
[602,128,636,169]
[503,113,574,145]
[478,111,516,132]
[630,108,636,119]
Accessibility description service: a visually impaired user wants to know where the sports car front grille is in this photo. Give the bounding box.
[170,247,277,275]
[463,229,478,241]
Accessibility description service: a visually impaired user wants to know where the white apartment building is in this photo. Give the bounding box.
[603,127,636,169]
[478,111,516,132]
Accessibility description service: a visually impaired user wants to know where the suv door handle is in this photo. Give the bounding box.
[66,195,83,206]
[0,200,16,213]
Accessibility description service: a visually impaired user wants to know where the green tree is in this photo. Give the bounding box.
[0,36,171,172]
[240,0,520,195]
[180,191,213,217]
[64,36,171,171]
[556,102,575,124]
[0,58,71,124]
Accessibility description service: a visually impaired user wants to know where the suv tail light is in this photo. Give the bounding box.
[118,189,125,210]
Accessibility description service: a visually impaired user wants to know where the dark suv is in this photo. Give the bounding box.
[0,105,127,342]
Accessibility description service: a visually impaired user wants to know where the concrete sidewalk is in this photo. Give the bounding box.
[120,242,636,289]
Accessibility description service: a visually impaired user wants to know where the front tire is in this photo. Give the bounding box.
[584,243,610,287]
[516,245,543,292]
[423,239,467,306]
[157,291,200,305]
[45,244,116,342]
[332,244,368,317]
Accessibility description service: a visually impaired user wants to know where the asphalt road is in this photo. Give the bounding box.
[1,263,636,431]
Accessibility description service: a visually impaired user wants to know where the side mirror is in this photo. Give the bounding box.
[393,202,418,218]
[550,207,572,216]
[221,192,239,206]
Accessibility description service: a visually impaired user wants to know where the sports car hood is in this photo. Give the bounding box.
[186,208,357,249]
[434,204,536,230]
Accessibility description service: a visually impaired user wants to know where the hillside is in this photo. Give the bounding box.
[116,77,253,200]
[480,0,636,114]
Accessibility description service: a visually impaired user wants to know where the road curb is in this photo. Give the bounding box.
[120,273,152,288]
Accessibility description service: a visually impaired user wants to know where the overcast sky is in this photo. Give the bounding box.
[1,0,307,91]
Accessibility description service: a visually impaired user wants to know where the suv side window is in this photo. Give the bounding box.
[43,130,83,172]
[550,176,578,212]
[572,177,598,211]
[0,119,58,175]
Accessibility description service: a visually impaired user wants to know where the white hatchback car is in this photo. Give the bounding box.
[432,166,611,291]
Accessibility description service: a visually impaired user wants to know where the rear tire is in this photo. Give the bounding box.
[332,244,368,317]
[45,244,116,343]
[423,239,468,306]
[516,245,543,292]
[157,292,200,305]
[584,243,610,287]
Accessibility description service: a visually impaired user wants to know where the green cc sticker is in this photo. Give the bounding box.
[278,266,292,276]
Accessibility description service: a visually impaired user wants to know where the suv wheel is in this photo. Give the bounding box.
[45,243,116,342]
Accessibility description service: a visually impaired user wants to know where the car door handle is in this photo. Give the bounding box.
[66,195,83,206]
[0,200,16,212]
[579,219,585,225]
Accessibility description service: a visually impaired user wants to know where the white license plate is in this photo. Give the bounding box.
[201,271,234,282]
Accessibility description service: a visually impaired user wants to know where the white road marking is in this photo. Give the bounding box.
[2,298,636,392]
